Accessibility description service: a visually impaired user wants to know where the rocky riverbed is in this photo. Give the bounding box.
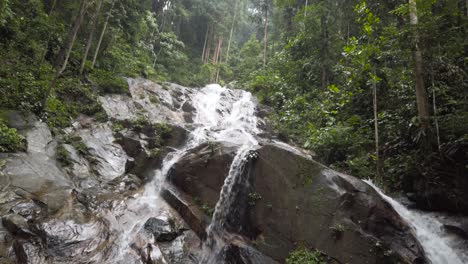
[0,79,466,264]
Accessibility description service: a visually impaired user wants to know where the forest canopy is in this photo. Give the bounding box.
[0,0,467,199]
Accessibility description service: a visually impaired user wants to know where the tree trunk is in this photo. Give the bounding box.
[373,74,382,180]
[80,0,103,75]
[263,8,269,66]
[202,25,209,62]
[226,0,238,63]
[205,31,213,64]
[321,15,329,89]
[409,0,430,128]
[91,0,115,70]
[215,38,223,83]
[55,0,89,77]
[49,0,57,15]
[304,0,309,17]
[431,66,441,150]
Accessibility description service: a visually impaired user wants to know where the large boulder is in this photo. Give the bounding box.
[248,144,425,264]
[169,142,239,208]
[167,142,427,264]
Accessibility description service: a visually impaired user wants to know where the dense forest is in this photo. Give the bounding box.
[0,0,467,263]
[1,0,467,215]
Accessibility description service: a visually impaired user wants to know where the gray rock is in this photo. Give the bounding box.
[144,217,179,242]
[77,123,128,181]
[166,142,427,264]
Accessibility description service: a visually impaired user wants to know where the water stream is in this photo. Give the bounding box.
[365,180,468,264]
[108,83,261,263]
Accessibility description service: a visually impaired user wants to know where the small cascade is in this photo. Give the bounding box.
[199,146,257,263]
[365,180,468,264]
[109,82,261,263]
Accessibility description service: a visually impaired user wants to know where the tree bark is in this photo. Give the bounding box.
[80,0,103,75]
[202,25,209,62]
[431,66,441,150]
[49,0,57,16]
[55,0,90,77]
[409,0,430,128]
[226,0,238,63]
[91,0,115,70]
[304,0,309,17]
[263,7,269,66]
[373,73,382,180]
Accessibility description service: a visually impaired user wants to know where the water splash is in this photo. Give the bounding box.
[365,180,467,264]
[107,82,261,263]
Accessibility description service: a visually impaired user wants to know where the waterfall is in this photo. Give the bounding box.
[107,83,260,263]
[365,180,468,264]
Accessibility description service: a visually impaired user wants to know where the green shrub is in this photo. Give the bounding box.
[286,247,326,264]
[89,69,129,95]
[0,121,26,153]
[44,77,109,130]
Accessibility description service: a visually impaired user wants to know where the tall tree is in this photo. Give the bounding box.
[55,0,92,77]
[409,0,430,128]
[80,0,103,74]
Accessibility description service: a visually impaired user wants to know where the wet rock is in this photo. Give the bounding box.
[159,230,200,264]
[247,144,426,263]
[444,224,468,239]
[161,184,211,240]
[77,123,128,181]
[12,240,46,264]
[169,142,239,207]
[2,214,33,238]
[167,142,427,264]
[144,217,178,242]
[213,240,279,264]
[100,79,195,126]
[9,202,42,220]
[33,218,111,261]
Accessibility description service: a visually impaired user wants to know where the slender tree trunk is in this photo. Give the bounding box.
[202,25,209,62]
[226,0,238,63]
[80,0,103,75]
[205,31,213,64]
[263,8,269,66]
[409,0,430,128]
[91,0,115,70]
[55,0,89,77]
[304,0,309,17]
[49,0,57,16]
[373,74,382,180]
[215,38,223,83]
[431,66,441,150]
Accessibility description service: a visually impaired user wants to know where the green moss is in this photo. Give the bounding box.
[296,157,322,187]
[0,120,26,153]
[286,247,326,264]
[329,223,345,240]
[149,95,160,104]
[112,122,125,133]
[248,192,263,206]
[63,135,89,156]
[194,197,214,217]
[149,148,162,158]
[56,144,72,167]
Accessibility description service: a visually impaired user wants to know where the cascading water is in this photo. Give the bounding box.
[107,83,261,263]
[365,180,468,264]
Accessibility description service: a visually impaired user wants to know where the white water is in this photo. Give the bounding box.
[106,83,261,263]
[365,180,468,264]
